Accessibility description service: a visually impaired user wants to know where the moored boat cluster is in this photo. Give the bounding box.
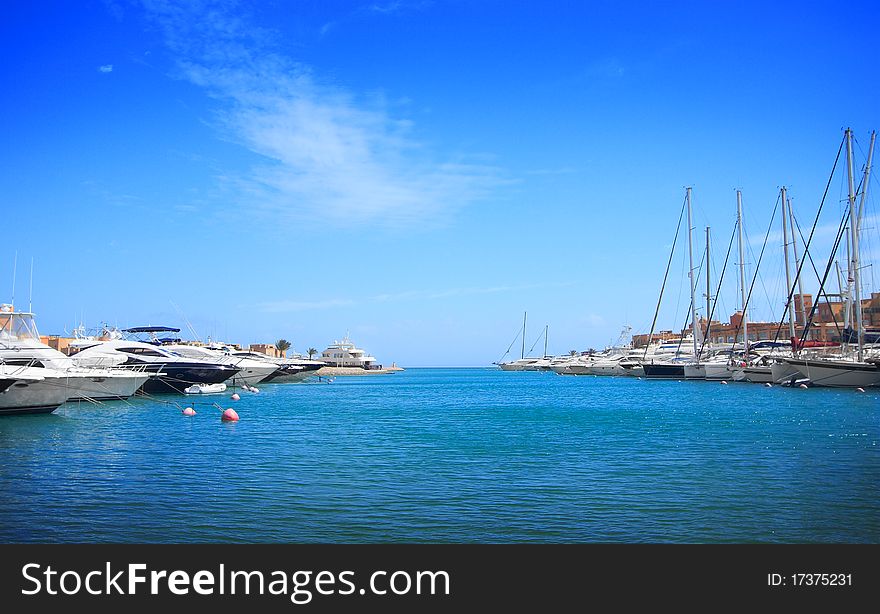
[499,129,880,390]
[0,306,399,416]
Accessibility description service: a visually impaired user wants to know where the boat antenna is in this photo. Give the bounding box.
[170,300,201,342]
[28,257,33,313]
[10,250,17,306]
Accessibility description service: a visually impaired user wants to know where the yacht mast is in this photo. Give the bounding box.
[736,190,748,349]
[705,226,711,348]
[780,186,796,344]
[853,131,875,359]
[521,311,527,360]
[856,131,876,227]
[686,187,700,357]
[845,128,863,360]
[787,196,807,326]
[543,324,548,358]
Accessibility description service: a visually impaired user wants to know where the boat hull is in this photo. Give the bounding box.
[784,358,880,388]
[64,371,152,401]
[683,364,706,379]
[132,363,239,394]
[771,360,804,384]
[642,363,686,379]
[740,366,774,383]
[0,379,70,416]
[703,363,735,381]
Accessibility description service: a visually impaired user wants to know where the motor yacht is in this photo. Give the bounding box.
[0,305,152,401]
[71,339,239,394]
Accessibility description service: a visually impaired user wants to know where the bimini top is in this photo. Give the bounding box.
[122,326,181,334]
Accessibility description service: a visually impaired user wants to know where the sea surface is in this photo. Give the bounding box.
[0,368,877,543]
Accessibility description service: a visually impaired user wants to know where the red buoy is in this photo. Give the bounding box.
[221,408,239,422]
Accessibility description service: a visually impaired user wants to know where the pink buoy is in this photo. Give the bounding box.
[231,393,241,401]
[221,408,239,422]
[251,387,259,393]
[182,407,196,416]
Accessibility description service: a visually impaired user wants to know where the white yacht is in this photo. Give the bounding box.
[0,364,72,415]
[498,357,552,371]
[163,344,277,387]
[320,335,380,369]
[71,339,239,394]
[0,305,152,402]
[782,354,880,388]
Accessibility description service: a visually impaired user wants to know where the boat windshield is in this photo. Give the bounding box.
[0,311,41,344]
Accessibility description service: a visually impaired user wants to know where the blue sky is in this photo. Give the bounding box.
[2,0,878,366]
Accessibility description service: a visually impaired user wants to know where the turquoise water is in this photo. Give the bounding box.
[0,368,877,543]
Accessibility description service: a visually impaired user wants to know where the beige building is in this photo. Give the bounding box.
[633,292,879,347]
[249,343,282,358]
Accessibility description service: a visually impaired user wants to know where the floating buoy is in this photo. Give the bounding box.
[720,381,728,385]
[856,387,865,393]
[182,407,196,416]
[799,383,808,389]
[250,387,259,393]
[764,383,772,388]
[231,392,241,401]
[221,408,239,422]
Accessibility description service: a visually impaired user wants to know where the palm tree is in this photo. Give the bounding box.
[307,347,317,360]
[276,339,291,358]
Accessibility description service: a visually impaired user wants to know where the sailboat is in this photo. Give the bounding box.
[644,187,702,379]
[498,314,553,371]
[783,128,880,387]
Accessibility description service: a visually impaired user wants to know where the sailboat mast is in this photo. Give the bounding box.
[780,186,796,343]
[521,312,527,360]
[543,324,548,358]
[845,128,863,360]
[686,187,699,357]
[787,196,807,326]
[705,226,711,346]
[856,131,876,226]
[736,190,749,349]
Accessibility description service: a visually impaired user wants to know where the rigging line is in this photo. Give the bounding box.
[744,230,777,322]
[676,239,708,356]
[643,194,688,359]
[497,326,523,363]
[527,327,546,356]
[796,205,851,348]
[791,212,843,338]
[700,218,737,355]
[730,194,781,347]
[772,133,846,346]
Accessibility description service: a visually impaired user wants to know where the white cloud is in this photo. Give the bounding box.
[142,0,504,227]
[98,64,113,73]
